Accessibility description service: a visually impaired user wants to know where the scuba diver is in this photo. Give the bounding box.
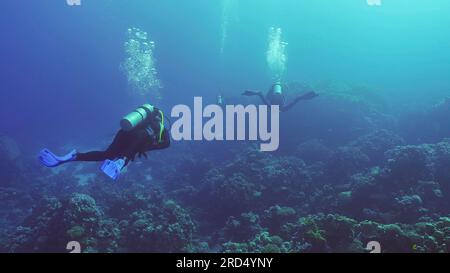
[242,82,318,112]
[38,104,170,180]
[217,94,225,108]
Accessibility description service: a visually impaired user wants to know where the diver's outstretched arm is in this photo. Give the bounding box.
[242,90,271,106]
[280,91,318,112]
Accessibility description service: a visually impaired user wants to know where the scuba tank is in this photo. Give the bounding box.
[268,82,286,106]
[272,82,283,94]
[120,104,155,131]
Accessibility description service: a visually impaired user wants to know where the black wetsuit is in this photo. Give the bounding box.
[256,87,317,112]
[257,90,300,112]
[75,107,170,165]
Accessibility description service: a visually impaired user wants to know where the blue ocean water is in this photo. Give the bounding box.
[1,0,449,145]
[1,0,450,253]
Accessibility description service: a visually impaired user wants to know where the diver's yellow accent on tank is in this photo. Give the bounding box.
[158,110,164,143]
[120,104,154,131]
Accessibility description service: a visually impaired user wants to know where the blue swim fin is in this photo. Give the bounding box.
[39,148,77,167]
[100,158,125,180]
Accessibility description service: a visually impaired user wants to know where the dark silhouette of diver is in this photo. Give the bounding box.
[242,82,318,112]
[38,104,170,180]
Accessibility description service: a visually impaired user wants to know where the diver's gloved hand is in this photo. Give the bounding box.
[100,158,125,181]
[125,151,137,163]
[124,151,148,167]
[38,148,77,167]
[137,151,148,159]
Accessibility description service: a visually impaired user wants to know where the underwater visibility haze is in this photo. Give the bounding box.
[1,0,450,253]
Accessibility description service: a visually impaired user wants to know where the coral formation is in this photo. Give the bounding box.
[2,94,450,253]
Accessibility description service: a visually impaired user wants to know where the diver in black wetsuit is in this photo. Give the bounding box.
[38,104,170,180]
[76,107,170,164]
[242,82,318,112]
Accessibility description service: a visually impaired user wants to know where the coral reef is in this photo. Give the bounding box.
[324,146,371,183]
[349,130,405,164]
[222,213,450,253]
[1,94,450,253]
[197,148,312,222]
[0,134,24,187]
[3,191,196,253]
[297,139,332,164]
[399,99,450,144]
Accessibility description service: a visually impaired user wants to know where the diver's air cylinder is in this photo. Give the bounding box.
[273,83,283,94]
[120,104,154,131]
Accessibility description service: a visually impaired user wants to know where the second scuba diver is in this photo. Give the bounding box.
[243,82,318,112]
[38,104,170,180]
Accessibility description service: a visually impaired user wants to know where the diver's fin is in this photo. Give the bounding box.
[242,90,261,96]
[100,158,125,180]
[38,149,77,167]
